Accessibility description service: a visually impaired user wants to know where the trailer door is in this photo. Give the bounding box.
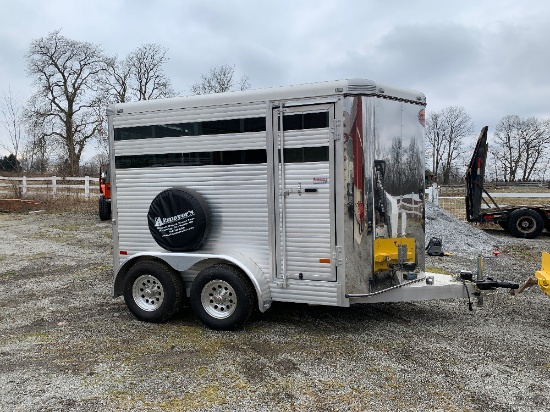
[272,103,336,282]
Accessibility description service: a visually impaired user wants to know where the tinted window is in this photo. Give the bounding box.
[282,146,329,163]
[282,112,329,131]
[114,117,266,141]
[115,149,267,169]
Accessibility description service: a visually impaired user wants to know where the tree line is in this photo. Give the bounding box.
[1,30,548,181]
[0,30,249,176]
[425,107,550,185]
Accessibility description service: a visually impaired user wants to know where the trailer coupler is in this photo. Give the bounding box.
[459,271,519,311]
[459,271,519,291]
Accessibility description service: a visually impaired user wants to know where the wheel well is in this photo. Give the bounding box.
[187,260,258,301]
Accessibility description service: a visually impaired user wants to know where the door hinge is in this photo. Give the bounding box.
[332,119,342,141]
[333,246,343,266]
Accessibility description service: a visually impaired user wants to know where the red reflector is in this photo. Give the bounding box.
[319,258,331,264]
[484,215,494,220]
[120,250,128,255]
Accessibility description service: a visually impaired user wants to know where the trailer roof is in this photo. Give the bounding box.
[108,78,426,115]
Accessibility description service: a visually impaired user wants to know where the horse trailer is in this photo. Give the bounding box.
[107,79,509,330]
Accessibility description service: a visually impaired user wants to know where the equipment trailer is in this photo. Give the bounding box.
[466,127,550,239]
[107,79,518,330]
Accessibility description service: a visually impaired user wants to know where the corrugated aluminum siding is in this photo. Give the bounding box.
[279,162,332,279]
[114,102,266,128]
[116,164,271,276]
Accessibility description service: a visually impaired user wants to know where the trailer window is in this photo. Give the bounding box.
[115,149,267,169]
[202,119,241,135]
[282,112,329,131]
[283,147,329,163]
[114,117,266,141]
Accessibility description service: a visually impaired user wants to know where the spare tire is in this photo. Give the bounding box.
[147,187,211,252]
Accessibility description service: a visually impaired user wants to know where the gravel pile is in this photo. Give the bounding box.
[425,201,507,258]
[1,209,549,411]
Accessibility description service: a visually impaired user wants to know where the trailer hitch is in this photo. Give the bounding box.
[458,251,519,310]
[473,277,518,291]
[459,271,519,290]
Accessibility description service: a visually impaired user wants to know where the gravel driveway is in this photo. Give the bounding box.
[0,208,549,411]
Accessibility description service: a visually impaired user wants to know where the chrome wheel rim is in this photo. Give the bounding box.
[132,274,165,311]
[201,280,237,319]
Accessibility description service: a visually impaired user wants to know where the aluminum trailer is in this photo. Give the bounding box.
[466,127,550,239]
[108,79,514,330]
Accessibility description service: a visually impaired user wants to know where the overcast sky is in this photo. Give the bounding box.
[1,0,549,159]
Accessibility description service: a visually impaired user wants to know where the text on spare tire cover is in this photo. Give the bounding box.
[153,209,196,238]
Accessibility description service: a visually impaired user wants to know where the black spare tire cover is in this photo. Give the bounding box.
[147,187,211,252]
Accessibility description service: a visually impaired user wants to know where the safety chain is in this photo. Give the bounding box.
[362,276,427,297]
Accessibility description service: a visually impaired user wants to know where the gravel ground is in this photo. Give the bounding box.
[0,207,549,411]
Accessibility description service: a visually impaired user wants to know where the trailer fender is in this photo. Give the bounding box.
[114,252,272,312]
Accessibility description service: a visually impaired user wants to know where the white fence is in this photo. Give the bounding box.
[0,176,99,199]
[397,193,423,217]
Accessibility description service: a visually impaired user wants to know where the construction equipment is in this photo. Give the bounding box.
[426,237,444,256]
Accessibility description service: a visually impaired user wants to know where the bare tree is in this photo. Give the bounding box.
[103,56,133,103]
[97,44,176,155]
[425,106,474,184]
[190,64,250,95]
[25,30,106,175]
[493,115,550,182]
[103,44,175,103]
[22,126,51,173]
[425,111,444,181]
[0,88,26,171]
[128,44,175,101]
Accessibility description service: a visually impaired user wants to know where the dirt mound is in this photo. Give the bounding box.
[0,199,42,213]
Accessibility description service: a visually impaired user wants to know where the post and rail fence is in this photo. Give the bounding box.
[0,175,100,199]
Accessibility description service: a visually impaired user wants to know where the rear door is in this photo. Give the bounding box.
[272,103,336,281]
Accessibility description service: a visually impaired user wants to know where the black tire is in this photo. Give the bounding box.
[123,260,183,323]
[508,208,544,239]
[147,187,211,252]
[190,264,255,330]
[98,195,111,221]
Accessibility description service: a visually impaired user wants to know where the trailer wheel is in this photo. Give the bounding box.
[508,208,544,239]
[98,195,111,221]
[190,264,255,330]
[147,187,211,252]
[123,261,183,323]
